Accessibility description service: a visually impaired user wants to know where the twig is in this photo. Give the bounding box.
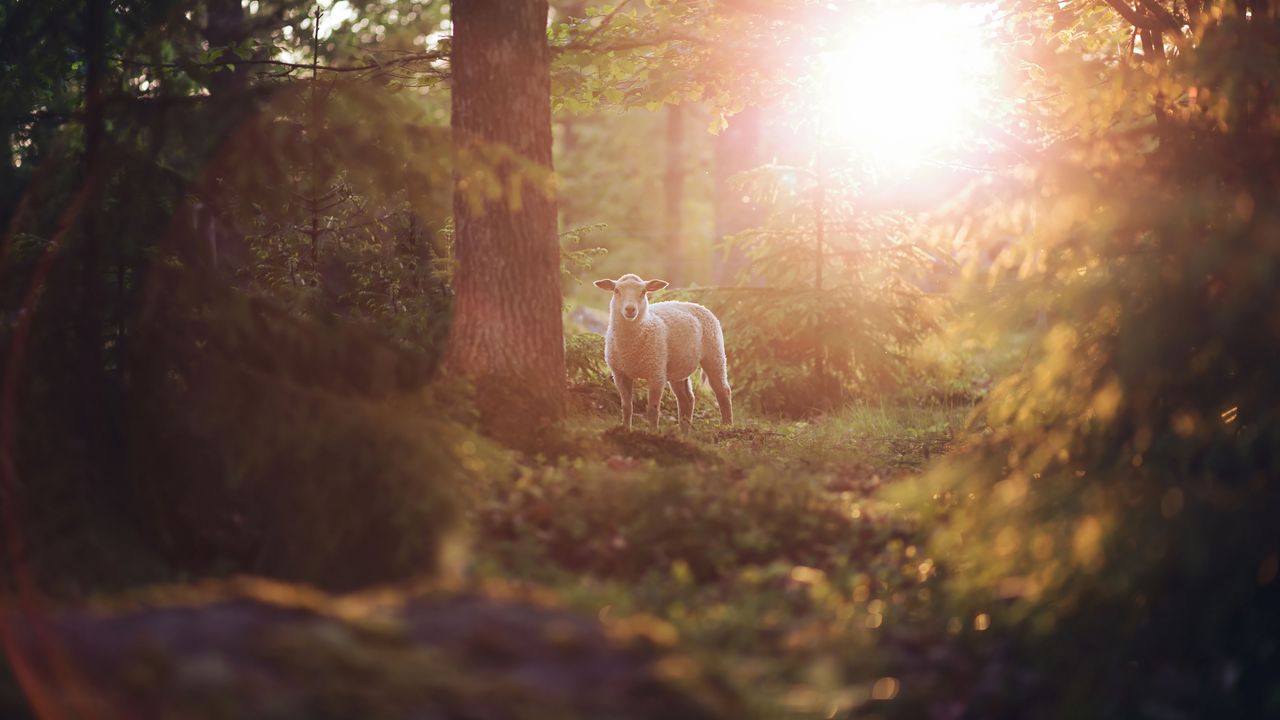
[113,51,448,75]
[1101,0,1184,32]
[580,0,633,45]
[1135,0,1185,30]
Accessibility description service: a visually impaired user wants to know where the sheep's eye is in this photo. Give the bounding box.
[614,290,620,295]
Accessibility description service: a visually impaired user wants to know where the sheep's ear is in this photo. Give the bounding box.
[645,279,669,292]
[593,279,616,291]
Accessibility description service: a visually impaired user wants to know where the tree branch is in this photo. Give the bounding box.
[557,31,708,55]
[1101,0,1181,31]
[1136,0,1185,30]
[114,50,449,76]
[580,0,633,45]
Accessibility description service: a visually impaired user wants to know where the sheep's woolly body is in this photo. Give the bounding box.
[596,273,733,431]
[604,302,723,384]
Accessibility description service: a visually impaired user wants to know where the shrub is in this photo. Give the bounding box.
[121,272,491,591]
[5,256,493,596]
[565,331,611,387]
[473,452,917,584]
[875,8,1280,718]
[668,167,939,416]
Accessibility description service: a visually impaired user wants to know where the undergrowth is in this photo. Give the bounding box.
[468,402,966,717]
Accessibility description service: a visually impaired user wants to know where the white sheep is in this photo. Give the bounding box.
[593,274,733,432]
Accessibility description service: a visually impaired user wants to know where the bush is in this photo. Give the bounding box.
[873,9,1280,718]
[665,203,937,417]
[473,449,917,583]
[565,331,611,387]
[5,257,493,595]
[121,272,492,591]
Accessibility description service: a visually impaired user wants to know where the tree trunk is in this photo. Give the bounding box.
[553,0,587,230]
[663,104,685,286]
[205,0,250,98]
[78,0,109,465]
[447,0,565,439]
[812,140,827,398]
[712,106,763,285]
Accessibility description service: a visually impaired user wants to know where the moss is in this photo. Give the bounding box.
[7,579,742,720]
[601,427,719,466]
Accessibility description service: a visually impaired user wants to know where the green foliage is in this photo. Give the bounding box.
[872,5,1280,718]
[125,270,492,590]
[565,331,611,386]
[559,222,610,282]
[666,183,939,416]
[553,106,716,286]
[474,407,957,585]
[469,407,963,716]
[0,0,473,595]
[476,456,911,583]
[548,1,796,118]
[208,76,456,354]
[897,324,1027,407]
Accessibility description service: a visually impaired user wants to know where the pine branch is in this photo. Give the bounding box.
[580,0,634,45]
[1136,0,1185,30]
[1101,0,1183,32]
[113,50,449,76]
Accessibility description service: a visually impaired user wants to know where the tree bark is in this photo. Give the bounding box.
[663,104,685,286]
[447,0,565,438]
[78,0,109,468]
[205,0,250,98]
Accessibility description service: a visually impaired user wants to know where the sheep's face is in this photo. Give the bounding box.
[594,274,668,323]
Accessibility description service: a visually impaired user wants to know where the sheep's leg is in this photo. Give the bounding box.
[646,377,665,430]
[704,364,733,426]
[614,373,634,430]
[670,377,695,433]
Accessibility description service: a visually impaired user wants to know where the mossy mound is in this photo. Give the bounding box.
[4,578,743,720]
[601,427,718,466]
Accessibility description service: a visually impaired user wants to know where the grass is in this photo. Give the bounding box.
[0,398,973,720]
[468,401,969,718]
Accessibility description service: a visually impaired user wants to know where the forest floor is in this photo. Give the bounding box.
[468,399,969,717]
[1,399,975,720]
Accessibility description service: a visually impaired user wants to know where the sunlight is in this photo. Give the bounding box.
[317,0,357,39]
[817,3,997,171]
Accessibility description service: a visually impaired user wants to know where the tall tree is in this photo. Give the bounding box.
[76,0,113,486]
[446,0,565,438]
[663,104,685,286]
[711,107,762,285]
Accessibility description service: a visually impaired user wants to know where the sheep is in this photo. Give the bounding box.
[593,274,733,432]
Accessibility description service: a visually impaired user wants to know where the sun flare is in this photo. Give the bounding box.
[817,3,997,171]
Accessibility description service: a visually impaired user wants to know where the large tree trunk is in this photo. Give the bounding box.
[712,106,763,285]
[77,0,110,478]
[204,0,250,98]
[447,0,565,439]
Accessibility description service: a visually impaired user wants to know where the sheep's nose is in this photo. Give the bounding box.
[623,306,637,319]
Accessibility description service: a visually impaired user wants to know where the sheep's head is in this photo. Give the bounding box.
[594,274,668,323]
